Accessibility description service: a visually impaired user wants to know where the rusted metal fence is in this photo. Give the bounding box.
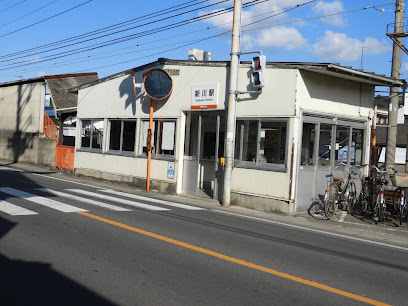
[55,143,75,171]
[43,112,58,140]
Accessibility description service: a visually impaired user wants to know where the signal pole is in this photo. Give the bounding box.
[385,0,405,168]
[223,0,242,206]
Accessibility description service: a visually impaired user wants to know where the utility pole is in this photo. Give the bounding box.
[385,0,404,168]
[223,0,242,206]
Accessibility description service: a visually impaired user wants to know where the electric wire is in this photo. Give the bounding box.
[0,0,270,70]
[5,0,310,75]
[0,0,28,14]
[76,0,310,73]
[0,0,268,65]
[0,0,58,29]
[0,1,392,78]
[0,0,371,76]
[0,0,209,59]
[0,0,94,38]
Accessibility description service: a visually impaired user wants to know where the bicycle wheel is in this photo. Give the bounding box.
[346,181,357,213]
[324,183,339,219]
[375,192,386,223]
[393,188,402,216]
[359,188,368,213]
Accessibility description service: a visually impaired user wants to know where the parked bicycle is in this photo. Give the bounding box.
[391,173,408,225]
[356,166,373,214]
[367,165,395,223]
[324,163,360,219]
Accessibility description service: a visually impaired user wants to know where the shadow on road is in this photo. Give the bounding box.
[0,251,114,305]
[0,166,115,305]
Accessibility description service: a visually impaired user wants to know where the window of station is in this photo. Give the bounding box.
[335,126,349,165]
[235,119,287,169]
[109,120,136,153]
[351,129,364,165]
[318,124,332,166]
[81,119,104,150]
[141,120,176,157]
[301,123,315,165]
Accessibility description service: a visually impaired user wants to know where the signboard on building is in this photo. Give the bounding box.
[191,83,219,109]
[338,146,355,163]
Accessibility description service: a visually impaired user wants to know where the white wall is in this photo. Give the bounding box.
[75,151,175,182]
[75,63,377,209]
[235,69,297,117]
[296,71,374,118]
[77,64,229,119]
[0,82,45,133]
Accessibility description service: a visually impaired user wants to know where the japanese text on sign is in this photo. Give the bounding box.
[191,83,219,109]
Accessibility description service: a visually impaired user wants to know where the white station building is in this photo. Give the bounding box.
[71,58,403,214]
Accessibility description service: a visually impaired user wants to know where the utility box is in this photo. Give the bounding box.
[188,49,211,61]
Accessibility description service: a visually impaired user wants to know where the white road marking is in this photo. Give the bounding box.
[0,200,38,216]
[36,188,132,212]
[0,188,87,213]
[216,210,408,252]
[99,189,206,211]
[31,173,106,189]
[66,189,170,211]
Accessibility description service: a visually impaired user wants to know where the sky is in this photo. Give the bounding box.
[0,0,405,84]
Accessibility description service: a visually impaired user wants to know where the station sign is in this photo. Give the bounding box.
[191,83,219,109]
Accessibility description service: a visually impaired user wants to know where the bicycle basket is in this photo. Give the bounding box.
[343,166,362,180]
[391,173,408,187]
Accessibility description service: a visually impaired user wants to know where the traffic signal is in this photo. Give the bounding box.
[251,55,266,88]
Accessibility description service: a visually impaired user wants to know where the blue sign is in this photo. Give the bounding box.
[167,161,175,179]
[338,146,355,163]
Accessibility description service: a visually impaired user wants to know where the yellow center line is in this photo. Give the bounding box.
[77,211,390,306]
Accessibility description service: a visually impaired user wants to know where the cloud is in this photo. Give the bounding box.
[313,31,391,61]
[253,26,307,50]
[38,71,46,77]
[199,0,302,31]
[402,62,408,72]
[199,1,308,52]
[313,1,345,27]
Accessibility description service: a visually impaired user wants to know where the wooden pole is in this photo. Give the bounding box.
[146,97,154,191]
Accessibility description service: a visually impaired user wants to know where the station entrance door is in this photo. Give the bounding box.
[182,111,225,200]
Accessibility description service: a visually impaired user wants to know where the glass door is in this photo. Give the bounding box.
[182,112,200,196]
[182,111,225,199]
[297,123,318,211]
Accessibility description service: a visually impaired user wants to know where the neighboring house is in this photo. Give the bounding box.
[71,58,402,213]
[0,77,55,166]
[0,73,98,168]
[45,73,98,146]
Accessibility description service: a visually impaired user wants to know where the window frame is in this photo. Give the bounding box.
[79,119,105,153]
[138,118,177,160]
[107,119,137,156]
[301,116,367,168]
[234,118,289,172]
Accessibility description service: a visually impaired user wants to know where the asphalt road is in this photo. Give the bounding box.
[0,163,408,305]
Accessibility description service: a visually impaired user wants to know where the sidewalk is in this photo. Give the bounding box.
[2,160,408,248]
